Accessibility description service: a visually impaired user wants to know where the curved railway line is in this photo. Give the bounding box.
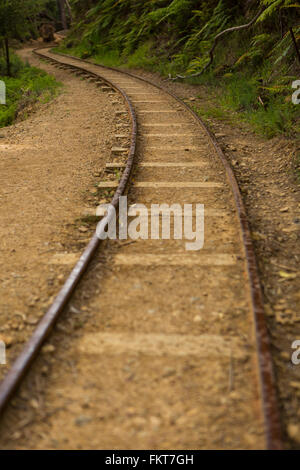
[0,47,282,449]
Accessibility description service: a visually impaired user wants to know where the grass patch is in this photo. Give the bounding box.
[191,73,299,138]
[0,53,61,128]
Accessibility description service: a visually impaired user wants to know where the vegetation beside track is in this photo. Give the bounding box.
[57,0,299,139]
[0,53,61,128]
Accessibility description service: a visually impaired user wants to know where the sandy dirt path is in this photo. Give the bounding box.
[0,48,115,375]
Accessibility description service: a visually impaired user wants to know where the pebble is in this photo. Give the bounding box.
[244,433,257,446]
[0,335,13,347]
[82,397,91,409]
[42,344,56,354]
[280,351,290,360]
[30,398,40,409]
[193,315,203,323]
[25,316,39,325]
[132,283,142,289]
[147,309,156,315]
[11,431,22,440]
[162,367,176,378]
[290,381,300,390]
[78,226,88,233]
[75,415,92,426]
[70,305,81,314]
[287,423,300,443]
[41,365,49,376]
[149,416,161,429]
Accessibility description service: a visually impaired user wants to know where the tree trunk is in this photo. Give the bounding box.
[65,0,73,24]
[57,0,67,30]
[4,38,11,77]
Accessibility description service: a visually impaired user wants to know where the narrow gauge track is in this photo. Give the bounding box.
[0,48,282,449]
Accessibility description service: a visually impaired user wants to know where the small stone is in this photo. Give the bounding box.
[229,391,240,400]
[193,315,203,323]
[132,283,141,289]
[150,416,161,428]
[0,335,13,347]
[69,305,81,314]
[78,226,88,233]
[82,397,91,409]
[25,316,39,325]
[280,351,290,360]
[147,309,156,315]
[75,415,92,426]
[162,367,176,378]
[280,207,289,213]
[41,365,49,376]
[290,381,300,390]
[42,344,55,354]
[30,399,39,409]
[244,433,257,446]
[287,423,300,443]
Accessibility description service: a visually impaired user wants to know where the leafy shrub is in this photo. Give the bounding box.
[0,54,61,127]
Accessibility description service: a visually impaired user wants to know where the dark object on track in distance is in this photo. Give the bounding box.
[40,23,55,43]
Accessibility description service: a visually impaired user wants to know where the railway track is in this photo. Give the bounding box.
[0,47,282,449]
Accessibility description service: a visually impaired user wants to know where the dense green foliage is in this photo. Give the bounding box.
[0,0,59,75]
[0,54,61,127]
[65,0,299,71]
[59,0,299,137]
[0,0,59,39]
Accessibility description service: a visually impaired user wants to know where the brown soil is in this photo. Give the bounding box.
[0,48,116,376]
[0,49,267,449]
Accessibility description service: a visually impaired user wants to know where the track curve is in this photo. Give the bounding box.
[0,47,282,450]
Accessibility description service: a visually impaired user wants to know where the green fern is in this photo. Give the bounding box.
[258,0,299,22]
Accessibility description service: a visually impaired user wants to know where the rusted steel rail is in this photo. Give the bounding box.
[0,49,137,418]
[0,48,282,449]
